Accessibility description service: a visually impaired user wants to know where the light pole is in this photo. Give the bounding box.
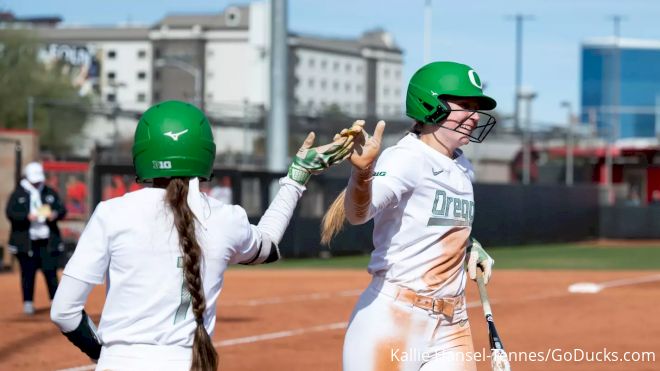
[506,14,534,133]
[561,101,574,186]
[423,0,432,64]
[155,58,202,109]
[27,96,35,130]
[604,15,625,204]
[519,89,537,185]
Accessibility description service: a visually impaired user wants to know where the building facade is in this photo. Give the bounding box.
[21,1,403,122]
[581,37,660,140]
[7,2,404,159]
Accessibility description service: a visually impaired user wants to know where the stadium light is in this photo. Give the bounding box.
[561,101,574,186]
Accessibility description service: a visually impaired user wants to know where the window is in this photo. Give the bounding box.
[154,71,160,81]
[308,58,315,67]
[395,69,401,79]
[332,81,339,91]
[107,72,116,80]
[333,61,339,71]
[356,85,363,93]
[308,78,314,88]
[384,87,390,96]
[345,83,351,92]
[384,68,390,77]
[137,72,146,80]
[320,79,327,90]
[107,93,116,102]
[137,93,146,102]
[107,50,116,59]
[137,50,146,58]
[154,92,161,101]
[320,60,327,69]
[345,63,352,73]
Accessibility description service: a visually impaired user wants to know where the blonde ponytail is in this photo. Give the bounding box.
[320,189,347,246]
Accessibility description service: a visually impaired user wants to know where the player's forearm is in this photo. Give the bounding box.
[256,177,305,245]
[51,275,94,332]
[345,165,374,225]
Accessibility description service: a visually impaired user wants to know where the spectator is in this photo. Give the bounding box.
[210,176,233,204]
[650,190,660,206]
[5,162,67,315]
[624,188,642,206]
[65,175,87,217]
[102,175,127,200]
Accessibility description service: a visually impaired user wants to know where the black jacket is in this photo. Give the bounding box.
[5,184,67,254]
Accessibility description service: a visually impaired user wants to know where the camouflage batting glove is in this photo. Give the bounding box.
[466,237,495,285]
[288,131,354,185]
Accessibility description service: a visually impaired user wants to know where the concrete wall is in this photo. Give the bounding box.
[0,129,39,267]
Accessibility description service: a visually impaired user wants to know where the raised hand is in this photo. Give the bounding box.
[287,131,354,185]
[337,120,386,171]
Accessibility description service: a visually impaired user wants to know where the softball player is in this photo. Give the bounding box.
[50,100,353,370]
[323,61,497,371]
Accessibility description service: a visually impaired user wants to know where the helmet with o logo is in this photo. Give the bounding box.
[132,100,216,182]
[406,61,497,125]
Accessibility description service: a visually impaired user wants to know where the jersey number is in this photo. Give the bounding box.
[174,256,191,324]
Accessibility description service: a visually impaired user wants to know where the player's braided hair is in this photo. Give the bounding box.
[166,177,218,371]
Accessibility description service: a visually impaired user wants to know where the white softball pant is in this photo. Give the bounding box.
[343,276,476,371]
[96,344,192,371]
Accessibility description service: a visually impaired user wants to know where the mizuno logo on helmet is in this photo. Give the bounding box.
[468,70,482,89]
[163,129,189,141]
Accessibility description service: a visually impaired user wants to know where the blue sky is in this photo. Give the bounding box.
[3,0,660,127]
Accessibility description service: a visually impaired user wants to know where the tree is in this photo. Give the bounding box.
[0,30,89,155]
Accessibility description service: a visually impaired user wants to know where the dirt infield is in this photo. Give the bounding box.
[1,268,658,371]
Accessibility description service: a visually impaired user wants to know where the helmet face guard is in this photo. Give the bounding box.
[406,61,498,143]
[426,98,497,143]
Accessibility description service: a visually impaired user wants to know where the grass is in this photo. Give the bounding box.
[235,243,660,271]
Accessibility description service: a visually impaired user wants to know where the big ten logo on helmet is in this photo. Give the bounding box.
[427,190,474,227]
[152,160,172,169]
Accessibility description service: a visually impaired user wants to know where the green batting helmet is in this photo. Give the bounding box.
[132,100,216,182]
[406,61,497,125]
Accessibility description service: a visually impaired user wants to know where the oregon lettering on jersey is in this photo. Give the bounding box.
[427,189,474,227]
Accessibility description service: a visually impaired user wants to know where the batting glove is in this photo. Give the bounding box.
[288,131,354,185]
[466,237,495,285]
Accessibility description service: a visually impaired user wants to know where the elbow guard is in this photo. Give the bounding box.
[62,310,102,360]
[241,234,281,265]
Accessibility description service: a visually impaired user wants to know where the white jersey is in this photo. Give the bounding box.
[368,133,475,297]
[63,187,260,347]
